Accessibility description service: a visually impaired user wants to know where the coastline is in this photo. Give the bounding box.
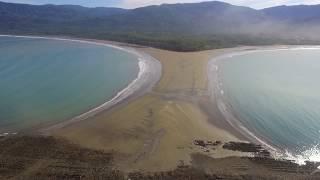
[208,51,279,154]
[1,36,318,172]
[4,34,318,169]
[48,48,243,172]
[0,35,162,134]
[41,51,161,134]
[1,35,320,176]
[207,45,320,163]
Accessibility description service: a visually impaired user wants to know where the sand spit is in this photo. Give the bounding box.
[49,48,244,172]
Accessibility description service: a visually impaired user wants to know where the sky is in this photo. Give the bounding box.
[2,0,320,9]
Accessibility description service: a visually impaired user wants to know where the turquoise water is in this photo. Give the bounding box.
[220,49,320,160]
[0,36,139,132]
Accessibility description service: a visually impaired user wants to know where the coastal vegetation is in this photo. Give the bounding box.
[2,1,320,179]
[1,41,319,179]
[2,1,320,51]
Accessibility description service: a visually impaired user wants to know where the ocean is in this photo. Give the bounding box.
[218,48,320,163]
[0,36,139,132]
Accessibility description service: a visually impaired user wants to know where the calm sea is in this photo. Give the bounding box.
[0,36,139,132]
[220,48,320,162]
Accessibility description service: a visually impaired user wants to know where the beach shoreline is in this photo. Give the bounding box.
[3,34,317,169]
[0,35,162,134]
[41,51,161,134]
[2,34,320,176]
[45,47,246,171]
[206,45,320,163]
[208,51,279,153]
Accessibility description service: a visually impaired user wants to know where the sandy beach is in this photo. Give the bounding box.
[1,37,320,177]
[207,48,280,153]
[12,36,308,171]
[45,45,256,172]
[14,35,313,171]
[206,45,320,163]
[0,35,162,135]
[39,47,162,134]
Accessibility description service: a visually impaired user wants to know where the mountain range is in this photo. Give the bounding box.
[1,1,320,51]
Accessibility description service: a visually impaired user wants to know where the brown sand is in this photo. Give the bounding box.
[47,47,254,172]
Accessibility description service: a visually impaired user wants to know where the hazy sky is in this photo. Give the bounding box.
[2,0,320,9]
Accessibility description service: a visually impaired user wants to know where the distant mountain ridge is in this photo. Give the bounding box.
[1,1,320,51]
[0,1,126,19]
[263,5,320,23]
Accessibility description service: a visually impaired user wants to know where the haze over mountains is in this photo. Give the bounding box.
[1,0,320,51]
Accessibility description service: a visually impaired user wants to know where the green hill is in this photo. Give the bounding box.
[1,1,320,51]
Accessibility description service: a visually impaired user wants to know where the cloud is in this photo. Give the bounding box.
[120,0,320,9]
[121,0,201,8]
[1,0,118,7]
[3,0,320,9]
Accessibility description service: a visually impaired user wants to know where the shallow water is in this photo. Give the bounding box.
[0,36,139,132]
[219,48,320,162]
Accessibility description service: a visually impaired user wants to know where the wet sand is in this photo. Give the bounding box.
[206,45,320,163]
[46,46,254,172]
[40,48,162,134]
[1,36,319,177]
[4,37,315,172]
[0,35,162,134]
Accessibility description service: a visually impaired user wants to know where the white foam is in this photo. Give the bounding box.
[72,58,147,120]
[213,65,219,71]
[208,45,320,164]
[216,46,320,60]
[0,132,17,137]
[0,35,161,132]
[0,35,126,51]
[207,48,304,157]
[282,145,320,168]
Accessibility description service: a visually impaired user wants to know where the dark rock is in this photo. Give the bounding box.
[223,141,271,157]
